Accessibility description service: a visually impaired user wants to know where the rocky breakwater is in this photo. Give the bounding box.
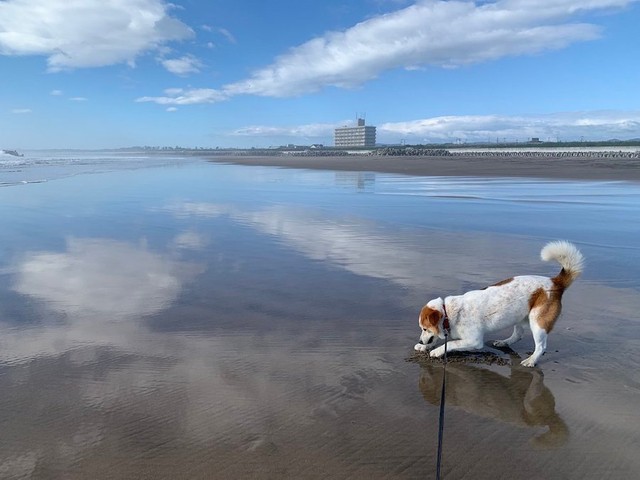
[372,147,452,156]
[450,149,640,159]
[285,149,349,156]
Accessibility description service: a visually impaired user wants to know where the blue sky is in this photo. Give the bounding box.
[1,0,639,149]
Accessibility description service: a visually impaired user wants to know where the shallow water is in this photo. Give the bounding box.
[0,156,639,479]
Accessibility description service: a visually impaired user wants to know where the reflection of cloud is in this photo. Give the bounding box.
[3,237,201,364]
[236,206,432,286]
[2,233,404,471]
[173,231,208,250]
[161,202,230,218]
[162,200,534,293]
[14,238,188,319]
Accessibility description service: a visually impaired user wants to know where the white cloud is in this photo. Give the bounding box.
[225,111,640,143]
[223,0,608,97]
[11,108,31,114]
[160,54,203,75]
[137,87,228,105]
[0,0,193,70]
[50,89,63,96]
[166,107,178,112]
[69,97,88,102]
[230,123,341,138]
[217,27,236,44]
[201,25,236,43]
[378,110,640,142]
[137,0,636,105]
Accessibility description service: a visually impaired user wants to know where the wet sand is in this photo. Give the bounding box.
[206,154,640,181]
[1,159,639,479]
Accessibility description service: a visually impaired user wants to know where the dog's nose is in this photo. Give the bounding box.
[418,340,424,345]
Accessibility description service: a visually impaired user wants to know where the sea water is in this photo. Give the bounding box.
[0,153,639,479]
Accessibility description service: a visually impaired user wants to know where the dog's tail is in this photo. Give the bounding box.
[541,241,584,289]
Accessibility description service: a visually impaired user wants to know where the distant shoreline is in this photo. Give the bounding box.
[204,154,640,182]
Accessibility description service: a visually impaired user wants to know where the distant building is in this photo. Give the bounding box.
[334,118,376,147]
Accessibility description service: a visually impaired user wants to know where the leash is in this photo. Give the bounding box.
[436,304,450,480]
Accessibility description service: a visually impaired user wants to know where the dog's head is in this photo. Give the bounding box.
[418,297,447,347]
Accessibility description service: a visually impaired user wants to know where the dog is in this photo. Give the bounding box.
[414,241,584,367]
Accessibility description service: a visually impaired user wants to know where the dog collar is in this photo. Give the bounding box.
[442,301,451,332]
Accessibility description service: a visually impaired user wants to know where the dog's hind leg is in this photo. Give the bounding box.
[521,317,548,367]
[493,321,525,347]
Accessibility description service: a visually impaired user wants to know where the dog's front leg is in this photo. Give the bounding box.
[430,338,484,358]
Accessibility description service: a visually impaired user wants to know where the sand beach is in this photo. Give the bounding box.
[205,153,640,181]
[1,152,639,479]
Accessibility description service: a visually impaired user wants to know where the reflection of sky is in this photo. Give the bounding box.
[1,161,639,477]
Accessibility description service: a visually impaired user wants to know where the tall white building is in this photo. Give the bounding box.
[334,118,376,147]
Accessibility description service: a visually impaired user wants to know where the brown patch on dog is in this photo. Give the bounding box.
[528,288,546,310]
[528,287,563,333]
[486,277,514,289]
[419,306,443,334]
[552,268,572,290]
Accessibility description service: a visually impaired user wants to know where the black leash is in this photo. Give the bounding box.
[435,321,449,479]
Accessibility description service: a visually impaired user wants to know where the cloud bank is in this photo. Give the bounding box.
[224,111,640,143]
[0,0,193,70]
[378,110,640,142]
[138,0,636,105]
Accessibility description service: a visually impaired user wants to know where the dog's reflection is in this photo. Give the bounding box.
[418,355,568,448]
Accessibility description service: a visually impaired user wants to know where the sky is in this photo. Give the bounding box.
[1,0,639,149]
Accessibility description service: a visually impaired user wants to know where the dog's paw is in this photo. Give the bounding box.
[430,346,444,358]
[492,340,507,347]
[520,357,536,368]
[414,343,428,352]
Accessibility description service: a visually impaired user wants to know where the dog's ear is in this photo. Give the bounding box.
[426,309,443,329]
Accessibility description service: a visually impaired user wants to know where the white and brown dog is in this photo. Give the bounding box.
[414,241,584,367]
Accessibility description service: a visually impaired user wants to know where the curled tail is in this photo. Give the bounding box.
[541,241,584,289]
